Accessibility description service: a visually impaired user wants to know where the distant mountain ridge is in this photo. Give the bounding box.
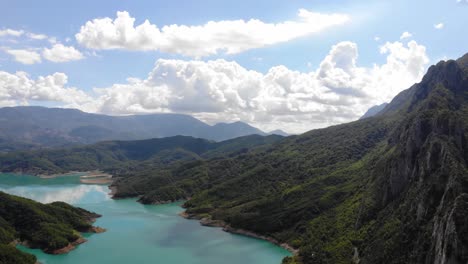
[359,102,388,119]
[0,106,269,151]
[268,129,289,136]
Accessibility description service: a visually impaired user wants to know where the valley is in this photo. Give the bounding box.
[1,54,467,263]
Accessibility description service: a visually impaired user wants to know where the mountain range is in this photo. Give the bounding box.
[1,53,468,264]
[0,106,282,152]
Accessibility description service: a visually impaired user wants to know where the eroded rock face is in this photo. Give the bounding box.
[429,194,468,264]
[380,109,465,207]
[360,58,468,264]
[410,60,465,111]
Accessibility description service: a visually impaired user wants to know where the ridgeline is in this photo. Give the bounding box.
[1,53,467,264]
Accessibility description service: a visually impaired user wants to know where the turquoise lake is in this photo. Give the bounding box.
[0,173,291,264]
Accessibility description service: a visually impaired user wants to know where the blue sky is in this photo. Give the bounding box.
[0,0,467,133]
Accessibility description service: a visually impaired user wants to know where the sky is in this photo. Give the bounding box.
[0,0,467,134]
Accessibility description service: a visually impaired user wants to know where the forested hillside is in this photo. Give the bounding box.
[2,54,468,264]
[0,134,283,175]
[112,54,468,263]
[0,192,103,264]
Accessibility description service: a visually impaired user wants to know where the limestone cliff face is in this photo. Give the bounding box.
[361,57,468,264]
[430,194,468,264]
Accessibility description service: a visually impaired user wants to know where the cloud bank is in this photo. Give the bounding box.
[0,71,91,107]
[0,40,429,133]
[75,10,350,57]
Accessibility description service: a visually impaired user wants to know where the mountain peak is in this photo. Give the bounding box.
[412,57,466,106]
[380,54,468,117]
[456,52,468,68]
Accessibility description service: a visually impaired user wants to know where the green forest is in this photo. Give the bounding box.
[0,192,102,264]
[1,54,468,263]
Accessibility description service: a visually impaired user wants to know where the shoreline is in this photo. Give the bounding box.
[39,170,114,184]
[108,185,118,197]
[4,171,109,257]
[179,211,299,256]
[38,171,85,179]
[18,229,106,255]
[106,186,298,257]
[16,217,106,255]
[1,170,113,184]
[48,237,87,255]
[11,178,296,260]
[0,170,84,178]
[38,170,114,185]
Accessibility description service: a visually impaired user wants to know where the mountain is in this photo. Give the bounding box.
[0,107,268,151]
[106,54,467,264]
[359,102,388,119]
[3,53,468,264]
[0,134,284,176]
[209,121,266,141]
[269,129,290,136]
[0,191,103,264]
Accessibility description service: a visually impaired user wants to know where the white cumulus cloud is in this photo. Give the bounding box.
[75,10,350,57]
[81,40,429,133]
[5,49,42,64]
[0,40,429,133]
[0,71,92,107]
[42,43,84,62]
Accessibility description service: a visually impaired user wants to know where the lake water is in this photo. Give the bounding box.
[0,173,290,264]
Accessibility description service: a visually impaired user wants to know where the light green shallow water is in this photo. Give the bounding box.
[0,173,291,264]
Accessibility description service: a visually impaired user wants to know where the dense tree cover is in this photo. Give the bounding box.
[0,192,101,263]
[115,55,468,264]
[0,244,36,264]
[0,134,283,175]
[2,54,468,264]
[0,138,38,153]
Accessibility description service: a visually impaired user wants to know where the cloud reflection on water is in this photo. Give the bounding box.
[0,184,110,204]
